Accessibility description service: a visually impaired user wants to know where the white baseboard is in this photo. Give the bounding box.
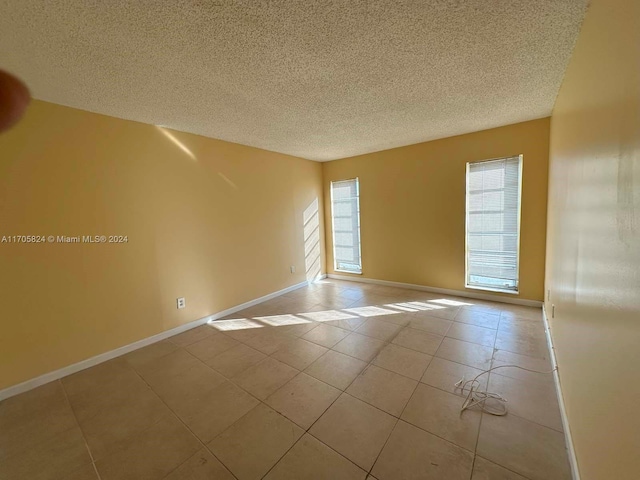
[0,279,312,402]
[542,306,581,480]
[327,274,543,308]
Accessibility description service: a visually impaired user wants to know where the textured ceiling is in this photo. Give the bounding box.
[0,1,588,161]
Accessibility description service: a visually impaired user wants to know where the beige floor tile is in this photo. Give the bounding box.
[304,350,368,390]
[220,327,262,342]
[208,404,304,480]
[243,330,296,355]
[123,340,179,370]
[142,351,227,407]
[401,383,481,451]
[206,343,266,377]
[372,311,413,326]
[95,415,201,480]
[186,334,240,364]
[266,373,341,429]
[420,357,488,394]
[254,313,311,328]
[302,324,351,347]
[500,307,542,322]
[299,309,358,323]
[163,448,234,480]
[233,357,299,400]
[62,358,137,397]
[0,381,77,462]
[371,420,474,480]
[416,306,460,321]
[343,304,402,317]
[313,296,356,310]
[471,456,528,480]
[347,365,417,416]
[169,380,259,442]
[271,338,328,370]
[68,378,170,461]
[332,333,386,362]
[477,413,571,480]
[265,434,367,480]
[278,321,319,337]
[135,347,200,379]
[0,425,93,480]
[435,337,493,370]
[169,324,218,347]
[325,317,367,331]
[392,327,443,355]
[446,323,497,347]
[487,374,563,431]
[310,394,396,471]
[408,315,453,336]
[495,330,549,359]
[373,344,432,380]
[355,318,403,341]
[498,316,546,337]
[454,308,500,329]
[491,349,555,386]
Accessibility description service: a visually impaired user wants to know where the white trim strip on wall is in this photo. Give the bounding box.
[327,273,543,307]
[0,277,324,402]
[542,306,581,480]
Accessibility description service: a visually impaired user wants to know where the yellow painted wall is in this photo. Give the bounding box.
[322,118,550,302]
[0,100,325,390]
[545,0,640,477]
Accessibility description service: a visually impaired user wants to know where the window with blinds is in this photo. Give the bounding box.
[465,156,523,293]
[330,178,362,274]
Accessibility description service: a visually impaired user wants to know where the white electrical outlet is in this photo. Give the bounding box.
[290,265,296,273]
[177,297,186,309]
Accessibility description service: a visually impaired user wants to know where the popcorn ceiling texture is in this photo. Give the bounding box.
[0,1,588,161]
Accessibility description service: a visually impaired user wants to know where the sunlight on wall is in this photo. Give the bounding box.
[155,126,197,160]
[304,198,321,281]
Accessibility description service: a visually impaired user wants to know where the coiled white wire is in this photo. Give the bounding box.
[455,364,558,415]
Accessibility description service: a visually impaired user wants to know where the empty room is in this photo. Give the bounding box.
[0,1,638,479]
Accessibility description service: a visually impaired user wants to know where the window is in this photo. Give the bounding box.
[330,178,362,274]
[465,155,523,293]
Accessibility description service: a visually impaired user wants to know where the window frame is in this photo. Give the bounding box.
[464,155,523,295]
[330,177,363,275]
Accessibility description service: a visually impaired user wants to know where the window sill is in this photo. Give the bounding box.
[335,269,362,275]
[465,284,519,295]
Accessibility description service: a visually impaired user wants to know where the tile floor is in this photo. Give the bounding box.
[0,279,571,480]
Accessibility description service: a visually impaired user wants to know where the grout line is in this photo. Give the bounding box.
[215,311,558,433]
[22,281,548,480]
[127,361,240,480]
[57,379,103,480]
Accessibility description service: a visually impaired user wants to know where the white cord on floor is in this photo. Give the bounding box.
[455,364,557,416]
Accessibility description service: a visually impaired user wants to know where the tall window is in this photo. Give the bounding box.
[466,156,523,293]
[331,178,362,274]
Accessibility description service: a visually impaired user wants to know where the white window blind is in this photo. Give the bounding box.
[331,178,362,274]
[466,156,522,293]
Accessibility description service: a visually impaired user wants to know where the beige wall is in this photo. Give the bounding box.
[545,0,640,478]
[323,118,550,302]
[0,100,325,390]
